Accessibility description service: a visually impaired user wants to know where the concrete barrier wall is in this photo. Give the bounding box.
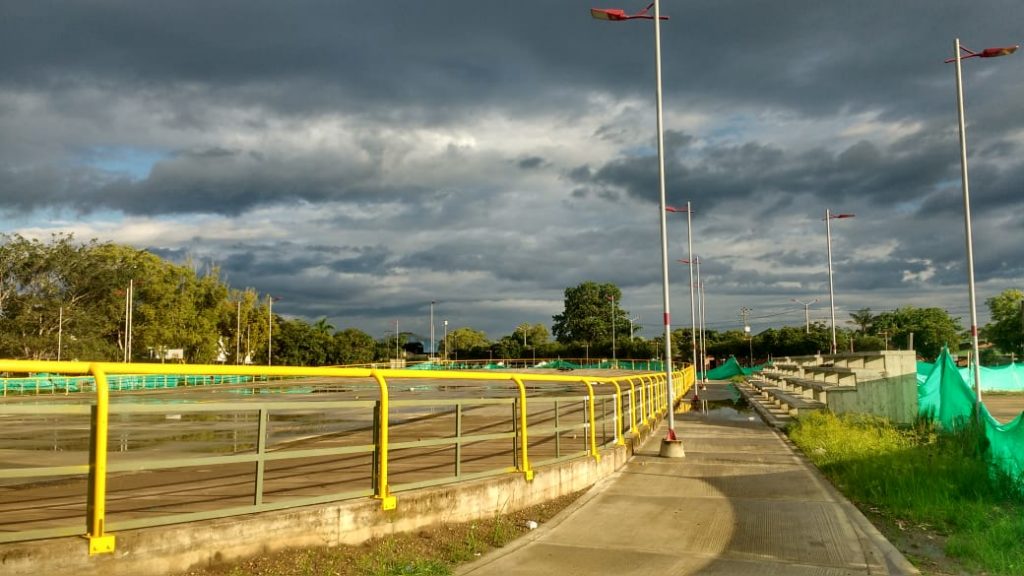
[0,428,650,576]
[826,373,919,424]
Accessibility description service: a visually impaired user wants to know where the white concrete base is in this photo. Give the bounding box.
[659,438,685,458]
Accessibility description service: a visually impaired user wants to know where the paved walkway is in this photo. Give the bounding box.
[459,381,919,575]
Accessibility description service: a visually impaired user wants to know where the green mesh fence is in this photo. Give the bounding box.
[407,359,669,371]
[0,373,260,394]
[918,348,1024,483]
[699,356,769,380]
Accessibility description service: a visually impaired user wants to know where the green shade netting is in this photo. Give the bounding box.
[917,347,976,430]
[700,356,769,380]
[919,347,1024,483]
[959,363,1024,391]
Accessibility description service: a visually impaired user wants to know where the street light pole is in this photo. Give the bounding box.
[592,1,678,445]
[825,210,854,355]
[443,320,448,362]
[791,298,818,334]
[267,295,274,366]
[57,306,63,362]
[948,39,1018,412]
[609,295,617,365]
[430,301,436,360]
[669,203,698,378]
[236,300,241,365]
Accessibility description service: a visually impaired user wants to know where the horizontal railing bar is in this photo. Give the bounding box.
[0,464,90,479]
[389,431,515,451]
[391,466,518,493]
[105,489,375,533]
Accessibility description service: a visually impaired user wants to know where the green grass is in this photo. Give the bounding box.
[789,412,1024,575]
[355,537,451,576]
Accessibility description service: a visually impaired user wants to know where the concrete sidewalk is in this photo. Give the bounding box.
[459,381,919,575]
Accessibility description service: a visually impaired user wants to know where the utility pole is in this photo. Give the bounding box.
[791,298,818,334]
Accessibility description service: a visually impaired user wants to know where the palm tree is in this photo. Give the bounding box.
[848,308,874,335]
[313,317,334,335]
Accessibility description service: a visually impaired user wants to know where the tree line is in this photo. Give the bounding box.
[2,236,1020,366]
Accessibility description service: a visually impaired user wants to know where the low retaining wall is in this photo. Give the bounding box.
[0,429,650,576]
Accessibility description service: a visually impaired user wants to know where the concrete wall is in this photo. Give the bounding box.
[0,430,650,576]
[826,373,919,424]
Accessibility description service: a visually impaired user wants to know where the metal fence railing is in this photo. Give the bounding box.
[0,360,693,557]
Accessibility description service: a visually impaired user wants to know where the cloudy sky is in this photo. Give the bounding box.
[2,1,1022,344]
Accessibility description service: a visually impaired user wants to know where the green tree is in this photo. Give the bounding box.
[551,282,630,356]
[872,307,961,360]
[985,289,1023,357]
[444,327,490,359]
[333,328,376,365]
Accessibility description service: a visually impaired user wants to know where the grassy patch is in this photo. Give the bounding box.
[789,412,1024,575]
[177,490,584,576]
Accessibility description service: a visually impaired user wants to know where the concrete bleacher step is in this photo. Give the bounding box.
[736,380,795,430]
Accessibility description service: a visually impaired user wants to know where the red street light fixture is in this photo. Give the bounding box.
[590,3,669,21]
[946,39,1017,414]
[944,44,1018,63]
[591,2,680,450]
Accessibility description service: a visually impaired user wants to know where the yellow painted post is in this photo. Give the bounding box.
[371,371,397,510]
[511,376,534,481]
[638,375,647,427]
[625,378,639,435]
[607,379,625,445]
[86,364,115,555]
[580,380,599,462]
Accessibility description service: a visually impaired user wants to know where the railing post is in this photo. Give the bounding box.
[605,379,625,446]
[638,376,647,427]
[626,378,639,435]
[254,407,268,506]
[511,377,534,481]
[86,364,115,555]
[580,380,599,462]
[370,371,397,510]
[455,402,463,478]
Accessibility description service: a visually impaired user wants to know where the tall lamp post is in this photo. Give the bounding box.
[592,2,679,446]
[791,298,818,334]
[430,301,436,360]
[267,295,280,366]
[608,295,617,365]
[947,40,1018,413]
[668,204,698,378]
[679,256,706,383]
[825,210,854,355]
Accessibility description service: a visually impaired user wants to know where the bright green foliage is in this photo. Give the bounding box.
[790,411,1024,575]
[873,306,962,359]
[443,327,491,358]
[986,289,1024,357]
[273,318,334,366]
[334,328,376,365]
[551,282,631,355]
[0,233,249,362]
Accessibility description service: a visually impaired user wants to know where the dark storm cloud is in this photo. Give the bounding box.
[0,0,1021,337]
[517,156,545,170]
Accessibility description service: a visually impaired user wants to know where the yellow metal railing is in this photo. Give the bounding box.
[0,359,694,554]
